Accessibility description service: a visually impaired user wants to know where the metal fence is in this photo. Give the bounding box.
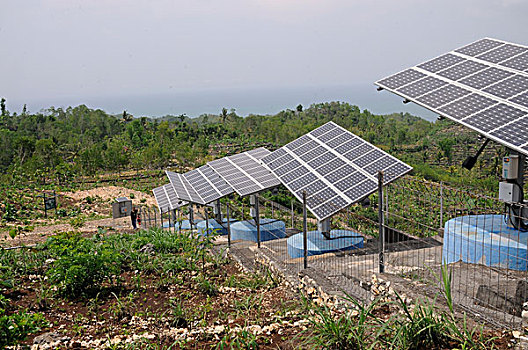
[144,174,528,329]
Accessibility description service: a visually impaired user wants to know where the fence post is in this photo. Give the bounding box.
[256,194,261,249]
[440,181,444,230]
[303,191,308,269]
[227,203,231,248]
[378,171,385,274]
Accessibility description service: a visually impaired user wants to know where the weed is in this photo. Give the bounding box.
[304,294,383,350]
[0,309,49,348]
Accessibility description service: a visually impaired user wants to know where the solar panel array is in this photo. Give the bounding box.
[152,184,187,212]
[208,147,281,197]
[261,122,412,221]
[376,37,528,155]
[165,165,234,205]
[183,165,234,204]
[166,170,202,204]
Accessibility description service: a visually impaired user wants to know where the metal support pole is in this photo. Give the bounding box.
[255,194,261,248]
[205,208,209,236]
[291,200,294,229]
[378,171,385,273]
[227,203,231,248]
[167,208,171,233]
[303,191,308,269]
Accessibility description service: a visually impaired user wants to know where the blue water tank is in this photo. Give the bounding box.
[287,230,364,258]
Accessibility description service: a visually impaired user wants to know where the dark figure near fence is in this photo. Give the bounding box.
[131,208,138,229]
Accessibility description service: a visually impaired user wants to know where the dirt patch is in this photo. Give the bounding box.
[62,185,156,207]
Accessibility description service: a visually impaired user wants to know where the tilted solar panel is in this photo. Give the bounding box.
[261,122,412,221]
[376,37,528,155]
[152,184,187,212]
[207,147,281,196]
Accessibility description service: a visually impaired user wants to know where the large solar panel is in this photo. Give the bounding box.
[260,122,412,221]
[165,164,235,205]
[376,37,528,156]
[183,165,234,204]
[207,147,281,196]
[166,170,203,204]
[152,184,187,212]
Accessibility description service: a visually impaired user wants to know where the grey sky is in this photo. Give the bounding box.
[2,0,528,118]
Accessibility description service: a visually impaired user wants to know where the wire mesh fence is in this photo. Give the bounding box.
[144,173,528,329]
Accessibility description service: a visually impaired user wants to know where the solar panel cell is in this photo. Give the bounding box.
[439,94,497,119]
[377,69,426,89]
[343,144,373,161]
[483,75,528,99]
[459,67,513,89]
[491,116,528,146]
[418,54,465,73]
[464,104,526,132]
[501,52,528,72]
[317,128,345,142]
[353,149,385,168]
[309,122,337,137]
[334,171,367,192]
[307,152,335,169]
[510,91,528,108]
[417,85,471,108]
[437,60,488,81]
[345,180,377,202]
[397,76,447,98]
[298,146,327,162]
[315,158,346,176]
[364,156,398,175]
[455,38,502,57]
[326,164,356,183]
[335,138,363,154]
[477,44,527,64]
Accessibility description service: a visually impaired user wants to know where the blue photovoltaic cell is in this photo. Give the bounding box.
[510,92,528,108]
[476,44,527,64]
[417,54,465,73]
[501,52,528,72]
[491,116,528,146]
[455,38,503,57]
[397,76,447,98]
[377,69,426,89]
[437,60,488,81]
[417,85,471,108]
[459,67,513,90]
[463,104,526,132]
[438,94,496,120]
[483,75,528,99]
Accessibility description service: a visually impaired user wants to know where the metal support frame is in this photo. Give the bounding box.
[227,203,231,247]
[255,194,261,248]
[303,191,308,269]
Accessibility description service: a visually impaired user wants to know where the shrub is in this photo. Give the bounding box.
[0,309,48,348]
[45,233,122,298]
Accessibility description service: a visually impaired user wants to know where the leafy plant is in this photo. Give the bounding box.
[0,309,49,348]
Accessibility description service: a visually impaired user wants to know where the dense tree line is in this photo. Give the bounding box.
[1,98,496,188]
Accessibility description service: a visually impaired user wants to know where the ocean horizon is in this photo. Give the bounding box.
[7,84,437,122]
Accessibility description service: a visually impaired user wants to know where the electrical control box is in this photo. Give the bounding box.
[250,207,256,218]
[112,197,132,219]
[499,182,521,202]
[503,155,519,180]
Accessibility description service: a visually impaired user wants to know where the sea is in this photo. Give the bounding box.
[15,83,437,122]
